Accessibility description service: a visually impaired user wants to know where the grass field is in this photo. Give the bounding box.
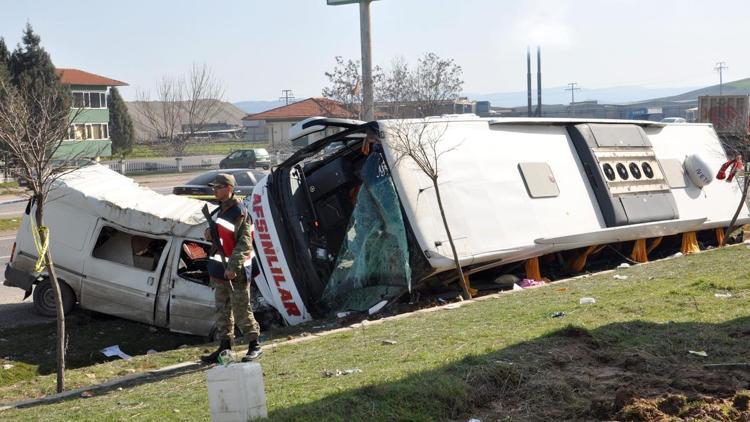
[1,245,750,420]
[126,142,268,158]
[0,217,21,232]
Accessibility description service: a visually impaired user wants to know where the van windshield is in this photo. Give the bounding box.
[320,152,412,312]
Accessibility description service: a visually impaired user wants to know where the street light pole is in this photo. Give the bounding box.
[359,0,374,121]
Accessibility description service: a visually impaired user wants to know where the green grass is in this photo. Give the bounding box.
[0,217,21,232]
[2,247,750,420]
[125,142,268,159]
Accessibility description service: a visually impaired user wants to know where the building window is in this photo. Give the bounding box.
[71,91,107,109]
[67,123,109,140]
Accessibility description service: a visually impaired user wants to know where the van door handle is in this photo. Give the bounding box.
[147,276,154,286]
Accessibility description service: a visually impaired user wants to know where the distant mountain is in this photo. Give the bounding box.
[468,85,700,108]
[644,78,750,103]
[234,100,287,114]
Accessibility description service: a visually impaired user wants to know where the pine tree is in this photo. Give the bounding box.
[9,23,70,111]
[108,87,134,156]
[0,37,10,80]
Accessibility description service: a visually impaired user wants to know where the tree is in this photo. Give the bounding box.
[0,37,9,81]
[108,87,134,156]
[323,52,464,119]
[386,119,473,300]
[322,56,383,119]
[135,63,225,157]
[0,24,83,393]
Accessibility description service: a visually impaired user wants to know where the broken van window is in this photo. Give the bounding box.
[321,151,412,313]
[92,226,167,271]
[177,241,211,286]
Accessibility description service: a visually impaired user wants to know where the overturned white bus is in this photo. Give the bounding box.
[249,116,750,326]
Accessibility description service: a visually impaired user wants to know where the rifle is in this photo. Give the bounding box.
[202,204,234,291]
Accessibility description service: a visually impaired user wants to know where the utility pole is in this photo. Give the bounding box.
[565,82,580,104]
[715,62,728,95]
[359,0,374,121]
[327,0,375,121]
[536,46,542,117]
[279,90,295,105]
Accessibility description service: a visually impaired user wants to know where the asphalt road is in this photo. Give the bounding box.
[0,172,199,329]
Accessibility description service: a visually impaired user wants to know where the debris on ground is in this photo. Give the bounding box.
[517,279,546,289]
[444,304,462,310]
[2,364,14,370]
[613,275,629,280]
[80,391,94,398]
[85,373,96,379]
[551,311,566,318]
[618,263,631,268]
[688,350,708,357]
[381,339,397,345]
[579,297,596,305]
[101,345,132,360]
[322,368,363,377]
[714,292,732,298]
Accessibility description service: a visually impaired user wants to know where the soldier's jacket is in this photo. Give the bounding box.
[211,197,253,281]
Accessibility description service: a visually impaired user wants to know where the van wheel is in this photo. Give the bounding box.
[33,279,75,317]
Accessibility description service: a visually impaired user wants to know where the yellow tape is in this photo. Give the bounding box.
[29,213,49,273]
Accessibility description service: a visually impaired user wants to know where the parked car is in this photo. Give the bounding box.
[661,117,687,123]
[219,148,271,170]
[172,169,265,197]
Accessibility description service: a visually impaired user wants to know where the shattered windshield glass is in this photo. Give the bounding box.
[321,150,412,313]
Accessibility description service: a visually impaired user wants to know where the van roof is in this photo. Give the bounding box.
[49,164,211,238]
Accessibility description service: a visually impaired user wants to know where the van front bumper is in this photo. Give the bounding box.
[4,264,36,292]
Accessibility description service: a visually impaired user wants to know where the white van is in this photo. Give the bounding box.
[248,116,750,326]
[3,165,267,337]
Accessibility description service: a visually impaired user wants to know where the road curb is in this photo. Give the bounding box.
[0,198,26,206]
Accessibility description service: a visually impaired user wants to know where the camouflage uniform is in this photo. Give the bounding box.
[211,197,260,342]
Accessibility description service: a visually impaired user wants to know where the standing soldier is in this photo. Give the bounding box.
[201,173,262,363]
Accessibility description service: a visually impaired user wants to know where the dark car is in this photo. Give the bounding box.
[219,148,271,170]
[172,169,266,197]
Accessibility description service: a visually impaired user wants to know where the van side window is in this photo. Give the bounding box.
[177,241,211,285]
[92,226,167,271]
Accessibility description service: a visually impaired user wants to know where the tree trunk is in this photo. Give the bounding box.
[433,179,472,300]
[721,171,750,246]
[35,197,66,392]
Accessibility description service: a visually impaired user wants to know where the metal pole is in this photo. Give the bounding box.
[359,0,374,121]
[526,47,532,117]
[536,46,542,117]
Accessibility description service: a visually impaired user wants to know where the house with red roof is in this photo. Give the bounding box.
[55,68,128,159]
[242,97,354,149]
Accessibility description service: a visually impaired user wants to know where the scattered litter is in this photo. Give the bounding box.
[518,279,545,289]
[101,345,132,360]
[444,303,462,310]
[579,297,596,305]
[670,252,683,258]
[688,350,708,357]
[322,368,363,377]
[556,287,568,292]
[493,359,514,366]
[551,311,566,318]
[336,311,354,319]
[178,344,190,349]
[85,373,96,379]
[368,300,389,315]
[468,419,481,422]
[715,292,732,298]
[617,263,630,268]
[146,349,158,355]
[381,339,397,345]
[2,364,14,370]
[116,387,123,391]
[512,283,523,291]
[648,276,654,280]
[80,391,94,398]
[613,274,628,280]
[173,409,180,413]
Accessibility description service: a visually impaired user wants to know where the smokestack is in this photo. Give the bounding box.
[527,47,532,117]
[536,46,542,117]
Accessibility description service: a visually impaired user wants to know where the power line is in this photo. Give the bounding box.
[565,82,580,104]
[279,89,295,105]
[714,62,728,95]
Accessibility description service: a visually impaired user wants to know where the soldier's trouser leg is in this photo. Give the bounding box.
[212,279,234,341]
[230,278,261,342]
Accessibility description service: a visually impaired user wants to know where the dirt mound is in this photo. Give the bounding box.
[469,324,750,421]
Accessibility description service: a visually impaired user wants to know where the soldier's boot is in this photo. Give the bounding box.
[242,340,262,362]
[200,339,233,364]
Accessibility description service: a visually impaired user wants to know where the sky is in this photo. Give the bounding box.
[1,0,748,102]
